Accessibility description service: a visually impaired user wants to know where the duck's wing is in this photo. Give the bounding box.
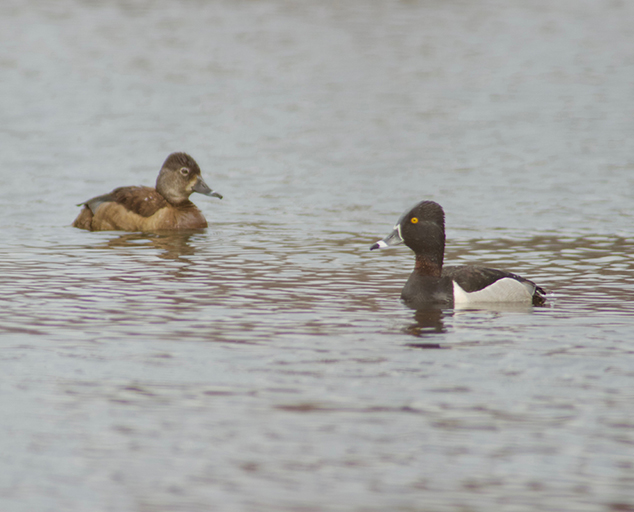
[443,265,546,305]
[82,186,168,218]
[442,265,513,292]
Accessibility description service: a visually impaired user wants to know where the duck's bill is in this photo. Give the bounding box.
[370,225,403,250]
[193,177,223,199]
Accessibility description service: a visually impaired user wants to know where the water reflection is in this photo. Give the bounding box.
[86,231,202,261]
[403,308,447,338]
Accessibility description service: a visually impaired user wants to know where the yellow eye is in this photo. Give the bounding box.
[411,217,419,224]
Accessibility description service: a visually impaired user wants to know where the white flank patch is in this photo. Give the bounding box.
[453,278,534,304]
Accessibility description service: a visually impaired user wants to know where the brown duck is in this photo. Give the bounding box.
[72,152,222,232]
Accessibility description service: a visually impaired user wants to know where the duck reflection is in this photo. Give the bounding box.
[404,307,447,337]
[89,231,201,261]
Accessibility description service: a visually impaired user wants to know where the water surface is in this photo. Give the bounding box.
[1,1,634,511]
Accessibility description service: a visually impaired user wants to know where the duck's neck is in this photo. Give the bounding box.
[409,223,445,277]
[414,254,443,277]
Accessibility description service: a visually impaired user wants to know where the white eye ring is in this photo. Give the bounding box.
[179,167,190,176]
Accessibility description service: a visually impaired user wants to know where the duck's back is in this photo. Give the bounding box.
[73,186,207,231]
[401,265,546,308]
[444,265,545,305]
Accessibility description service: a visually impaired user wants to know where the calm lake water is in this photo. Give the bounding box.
[1,0,634,511]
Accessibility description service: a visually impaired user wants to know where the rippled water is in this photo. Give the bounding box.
[2,0,634,511]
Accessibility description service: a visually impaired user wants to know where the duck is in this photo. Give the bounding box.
[370,200,546,308]
[72,152,222,232]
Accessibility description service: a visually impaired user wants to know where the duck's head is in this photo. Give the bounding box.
[156,152,223,205]
[370,200,446,265]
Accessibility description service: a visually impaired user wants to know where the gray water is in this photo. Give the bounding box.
[1,1,634,511]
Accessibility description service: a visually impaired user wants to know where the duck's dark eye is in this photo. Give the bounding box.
[179,167,190,176]
[411,217,419,224]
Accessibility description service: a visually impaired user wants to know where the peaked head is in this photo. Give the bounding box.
[156,152,223,205]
